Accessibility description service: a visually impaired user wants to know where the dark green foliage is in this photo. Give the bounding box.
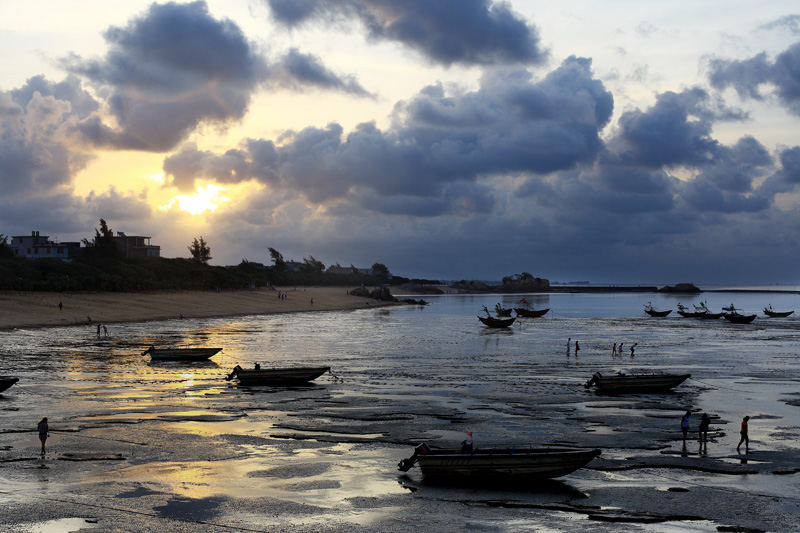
[0,255,407,292]
[188,236,212,264]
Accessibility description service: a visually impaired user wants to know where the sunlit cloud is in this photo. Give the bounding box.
[161,184,228,215]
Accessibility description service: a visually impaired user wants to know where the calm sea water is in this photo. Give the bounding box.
[1,291,799,531]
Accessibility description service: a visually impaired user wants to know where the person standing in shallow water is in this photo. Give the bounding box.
[38,417,48,455]
[566,338,571,356]
[574,341,580,356]
[698,413,711,450]
[612,343,616,355]
[681,411,691,448]
[737,416,750,454]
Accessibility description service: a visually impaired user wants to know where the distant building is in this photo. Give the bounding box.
[10,231,82,261]
[113,232,160,259]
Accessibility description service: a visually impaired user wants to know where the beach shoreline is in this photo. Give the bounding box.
[0,287,396,330]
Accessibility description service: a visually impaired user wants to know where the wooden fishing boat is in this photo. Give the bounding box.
[723,312,757,324]
[644,303,671,317]
[763,306,794,318]
[398,443,600,479]
[584,371,690,392]
[0,376,19,393]
[696,312,723,319]
[494,304,513,317]
[677,304,706,318]
[514,307,550,318]
[226,364,330,385]
[478,316,516,328]
[142,346,222,360]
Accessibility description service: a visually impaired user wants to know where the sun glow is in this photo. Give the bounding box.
[162,184,228,215]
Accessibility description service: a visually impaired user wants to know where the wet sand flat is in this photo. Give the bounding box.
[1,293,799,531]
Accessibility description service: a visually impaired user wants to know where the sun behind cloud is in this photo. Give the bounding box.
[162,184,228,215]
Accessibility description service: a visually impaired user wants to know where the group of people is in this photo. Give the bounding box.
[566,339,638,356]
[680,411,751,453]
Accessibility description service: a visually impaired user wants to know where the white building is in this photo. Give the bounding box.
[11,231,82,261]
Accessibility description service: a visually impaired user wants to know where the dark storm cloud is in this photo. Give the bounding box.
[708,41,800,115]
[608,87,746,169]
[266,0,547,66]
[0,77,95,195]
[163,57,613,212]
[61,1,267,152]
[272,49,372,96]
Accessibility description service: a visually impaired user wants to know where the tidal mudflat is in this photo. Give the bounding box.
[1,292,799,531]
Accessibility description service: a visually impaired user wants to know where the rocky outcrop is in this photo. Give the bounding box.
[658,283,701,293]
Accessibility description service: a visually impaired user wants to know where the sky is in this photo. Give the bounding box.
[1,0,799,285]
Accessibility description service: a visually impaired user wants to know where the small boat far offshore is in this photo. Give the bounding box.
[142,346,222,360]
[584,372,690,393]
[398,442,601,479]
[226,364,331,385]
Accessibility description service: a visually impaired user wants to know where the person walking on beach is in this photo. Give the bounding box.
[618,343,624,355]
[612,343,616,355]
[38,417,48,455]
[574,341,580,356]
[97,323,101,335]
[681,411,691,448]
[58,301,63,311]
[699,413,711,448]
[566,338,571,355]
[737,416,750,454]
[103,324,108,336]
[630,343,638,357]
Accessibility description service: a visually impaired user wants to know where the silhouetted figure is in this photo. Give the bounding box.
[681,411,691,448]
[737,416,750,454]
[630,343,638,357]
[574,341,580,356]
[58,302,63,311]
[699,413,710,448]
[566,338,571,355]
[38,417,49,455]
[612,343,616,355]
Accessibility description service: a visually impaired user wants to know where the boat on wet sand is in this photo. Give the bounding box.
[398,443,601,479]
[478,316,516,328]
[142,346,222,360]
[226,364,330,385]
[584,372,690,392]
[763,306,794,318]
[0,377,19,393]
[723,312,757,324]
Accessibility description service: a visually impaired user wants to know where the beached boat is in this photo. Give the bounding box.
[584,371,690,392]
[763,306,794,318]
[142,346,222,360]
[398,442,601,479]
[226,364,330,385]
[478,316,516,328]
[723,312,757,324]
[0,377,19,393]
[696,312,723,319]
[677,303,706,318]
[644,303,672,317]
[514,307,550,318]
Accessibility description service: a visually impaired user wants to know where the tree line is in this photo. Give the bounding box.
[0,221,425,292]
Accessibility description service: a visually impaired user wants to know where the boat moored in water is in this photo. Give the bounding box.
[142,346,222,360]
[763,305,794,318]
[644,302,672,317]
[584,371,690,392]
[226,364,331,385]
[723,312,757,324]
[478,315,516,328]
[398,442,601,479]
[514,307,550,318]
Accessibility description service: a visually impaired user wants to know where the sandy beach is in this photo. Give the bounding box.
[0,287,395,330]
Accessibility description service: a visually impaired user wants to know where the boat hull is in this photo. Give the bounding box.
[478,316,516,328]
[0,377,19,393]
[514,308,550,318]
[413,448,601,479]
[586,372,690,392]
[764,310,793,318]
[644,309,672,317]
[723,313,756,324]
[146,347,222,360]
[228,366,330,385]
